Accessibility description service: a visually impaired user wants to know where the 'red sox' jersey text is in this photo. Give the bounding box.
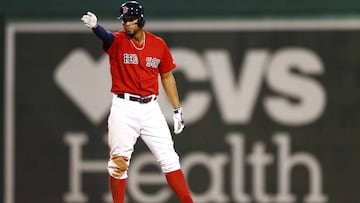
[106,31,176,97]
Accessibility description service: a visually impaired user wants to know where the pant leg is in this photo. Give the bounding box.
[139,101,193,202]
[108,95,141,179]
[139,101,181,173]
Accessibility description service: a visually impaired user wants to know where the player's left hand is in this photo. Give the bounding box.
[173,107,185,134]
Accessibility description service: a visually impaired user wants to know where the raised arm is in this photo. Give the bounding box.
[81,12,115,51]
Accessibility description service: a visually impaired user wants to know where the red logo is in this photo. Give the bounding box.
[122,6,128,14]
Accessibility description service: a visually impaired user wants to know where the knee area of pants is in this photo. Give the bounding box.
[107,155,129,179]
[108,167,127,179]
[159,155,180,173]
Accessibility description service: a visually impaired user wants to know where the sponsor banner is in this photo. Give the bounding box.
[4,20,360,203]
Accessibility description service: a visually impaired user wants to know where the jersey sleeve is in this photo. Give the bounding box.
[105,32,121,57]
[158,39,176,74]
[92,24,115,51]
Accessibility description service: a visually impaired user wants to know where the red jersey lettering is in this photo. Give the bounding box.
[106,31,176,97]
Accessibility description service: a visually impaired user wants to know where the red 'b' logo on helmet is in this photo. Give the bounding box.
[122,6,128,14]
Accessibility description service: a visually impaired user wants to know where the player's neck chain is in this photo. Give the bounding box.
[130,32,146,51]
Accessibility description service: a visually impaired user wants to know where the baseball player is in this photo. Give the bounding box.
[81,1,193,203]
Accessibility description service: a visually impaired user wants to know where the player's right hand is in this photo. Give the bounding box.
[81,11,98,28]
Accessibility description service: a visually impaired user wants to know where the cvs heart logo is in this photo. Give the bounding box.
[54,48,112,125]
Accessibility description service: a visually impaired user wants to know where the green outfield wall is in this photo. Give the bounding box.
[1,0,360,19]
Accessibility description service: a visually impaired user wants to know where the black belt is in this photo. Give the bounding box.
[117,93,157,104]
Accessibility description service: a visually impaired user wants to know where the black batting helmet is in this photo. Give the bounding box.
[118,1,145,27]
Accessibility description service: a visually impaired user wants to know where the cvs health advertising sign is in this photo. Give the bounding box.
[4,20,360,203]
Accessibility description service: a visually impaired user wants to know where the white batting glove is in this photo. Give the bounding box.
[173,107,185,134]
[81,11,98,28]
